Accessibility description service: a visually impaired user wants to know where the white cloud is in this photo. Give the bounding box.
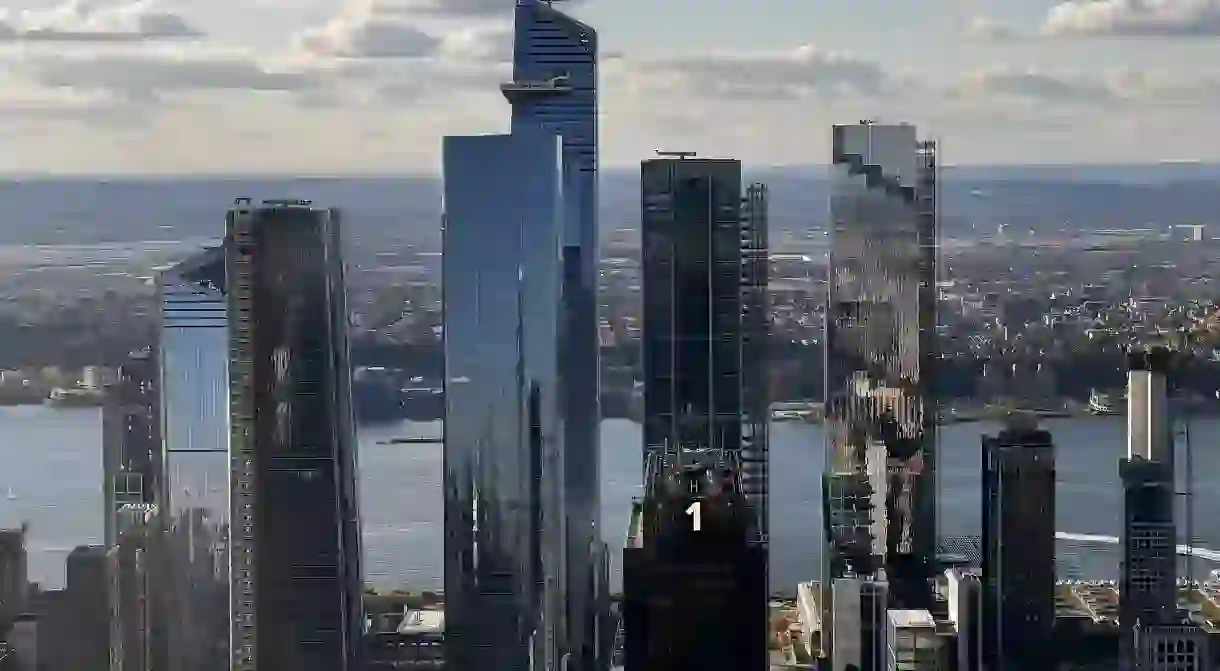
[964,16,1022,40]
[404,0,588,18]
[1042,0,1220,37]
[635,44,899,101]
[0,0,202,43]
[19,50,324,103]
[297,0,441,58]
[438,24,513,63]
[953,68,1120,104]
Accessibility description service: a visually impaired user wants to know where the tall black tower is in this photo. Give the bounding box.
[981,413,1056,670]
[1120,348,1177,630]
[227,200,364,671]
[624,155,769,671]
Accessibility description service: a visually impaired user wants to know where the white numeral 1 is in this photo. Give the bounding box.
[686,501,701,531]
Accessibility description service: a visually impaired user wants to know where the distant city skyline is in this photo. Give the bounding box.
[0,0,1218,173]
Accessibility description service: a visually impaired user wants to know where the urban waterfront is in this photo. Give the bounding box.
[2,405,1219,592]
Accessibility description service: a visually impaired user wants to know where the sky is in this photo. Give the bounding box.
[0,0,1219,174]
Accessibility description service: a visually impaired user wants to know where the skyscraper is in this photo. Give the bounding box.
[1120,348,1177,640]
[226,200,363,671]
[504,4,603,666]
[64,545,110,671]
[102,348,161,547]
[0,527,27,626]
[442,130,566,671]
[981,414,1056,670]
[101,348,168,671]
[830,577,889,671]
[158,246,231,671]
[740,182,771,542]
[823,122,938,651]
[108,503,155,671]
[623,155,769,671]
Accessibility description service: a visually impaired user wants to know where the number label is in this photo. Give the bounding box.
[685,501,701,531]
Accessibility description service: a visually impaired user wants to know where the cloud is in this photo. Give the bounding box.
[298,0,441,59]
[438,24,513,63]
[0,94,147,128]
[964,16,1022,40]
[955,68,1121,104]
[370,60,509,103]
[640,44,898,101]
[1042,0,1220,37]
[405,0,588,17]
[21,51,323,103]
[0,0,202,43]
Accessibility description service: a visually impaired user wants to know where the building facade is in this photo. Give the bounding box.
[740,182,771,547]
[108,504,155,671]
[442,131,566,671]
[640,157,747,465]
[823,123,938,646]
[624,156,769,671]
[103,349,161,548]
[622,449,768,671]
[506,4,604,665]
[0,528,26,627]
[158,246,231,671]
[830,578,889,671]
[101,348,168,671]
[981,415,1056,670]
[65,546,110,671]
[226,201,364,671]
[1131,623,1209,671]
[1120,348,1177,635]
[885,609,947,671]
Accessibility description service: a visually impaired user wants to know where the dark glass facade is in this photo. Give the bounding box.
[103,349,161,543]
[640,158,746,462]
[508,5,604,665]
[159,246,231,671]
[622,453,767,671]
[1120,349,1178,644]
[64,545,110,671]
[102,348,168,671]
[740,182,770,546]
[981,418,1056,670]
[1120,457,1177,627]
[227,202,363,671]
[823,123,938,633]
[109,504,155,671]
[629,157,768,671]
[442,131,566,671]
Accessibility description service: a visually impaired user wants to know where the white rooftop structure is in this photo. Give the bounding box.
[888,608,936,629]
[397,609,445,635]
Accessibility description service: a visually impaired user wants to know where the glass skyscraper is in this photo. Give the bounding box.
[442,130,566,671]
[102,347,169,671]
[823,122,938,654]
[158,246,231,671]
[226,201,363,671]
[981,416,1056,670]
[624,156,769,671]
[103,348,161,546]
[504,4,603,666]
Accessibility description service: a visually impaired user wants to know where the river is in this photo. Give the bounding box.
[2,406,1219,592]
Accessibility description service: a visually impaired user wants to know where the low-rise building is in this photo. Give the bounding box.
[365,607,444,669]
[886,609,948,671]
